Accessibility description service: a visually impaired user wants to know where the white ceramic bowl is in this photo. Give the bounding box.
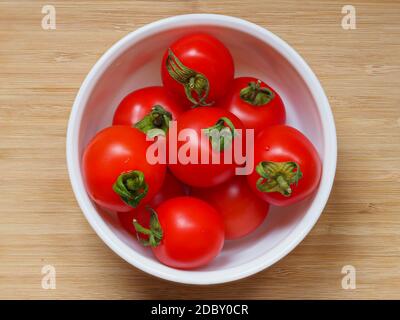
[67,14,336,285]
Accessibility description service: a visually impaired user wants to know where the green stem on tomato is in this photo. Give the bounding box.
[255,161,302,196]
[240,80,274,106]
[203,117,237,152]
[166,48,213,107]
[133,207,163,247]
[134,105,172,134]
[112,170,148,208]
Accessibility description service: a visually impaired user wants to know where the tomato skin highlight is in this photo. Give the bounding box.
[118,172,186,236]
[219,77,286,135]
[192,176,269,239]
[161,33,234,107]
[112,86,184,126]
[168,107,245,188]
[247,125,322,206]
[82,126,166,212]
[152,196,224,269]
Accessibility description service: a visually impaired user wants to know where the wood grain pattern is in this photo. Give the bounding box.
[0,0,399,299]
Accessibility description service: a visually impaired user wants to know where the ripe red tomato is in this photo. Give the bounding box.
[134,196,224,269]
[168,107,245,187]
[161,33,234,108]
[117,172,186,236]
[112,86,184,133]
[247,125,322,206]
[83,126,166,212]
[192,176,269,240]
[118,206,151,239]
[219,77,286,134]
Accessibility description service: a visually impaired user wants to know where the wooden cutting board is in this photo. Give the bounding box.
[1,0,399,299]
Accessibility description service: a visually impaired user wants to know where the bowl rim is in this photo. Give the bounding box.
[66,13,337,285]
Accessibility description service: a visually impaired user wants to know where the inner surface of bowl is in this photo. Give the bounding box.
[71,15,334,283]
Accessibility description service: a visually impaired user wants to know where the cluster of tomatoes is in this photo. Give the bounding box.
[83,33,322,269]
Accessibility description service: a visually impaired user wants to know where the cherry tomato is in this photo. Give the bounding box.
[134,196,224,269]
[168,107,245,187]
[83,126,166,212]
[117,172,186,236]
[219,77,286,134]
[161,33,234,107]
[118,206,151,239]
[193,176,269,239]
[112,86,184,134]
[247,125,322,206]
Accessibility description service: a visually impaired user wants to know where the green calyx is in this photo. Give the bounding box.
[113,170,149,208]
[204,117,237,152]
[256,161,303,197]
[134,105,172,135]
[133,207,163,247]
[166,48,212,107]
[240,80,275,106]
